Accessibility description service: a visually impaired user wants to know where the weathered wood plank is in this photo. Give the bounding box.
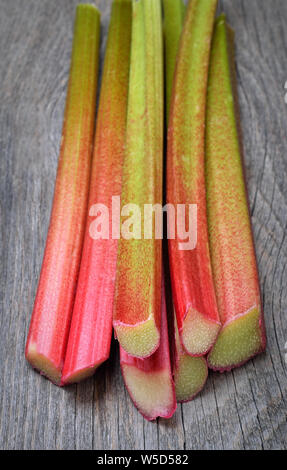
[0,0,286,450]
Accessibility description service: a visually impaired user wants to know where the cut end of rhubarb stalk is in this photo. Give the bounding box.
[26,343,62,386]
[174,355,208,403]
[62,363,102,385]
[181,307,221,356]
[174,312,208,402]
[208,307,265,372]
[115,317,160,359]
[121,364,175,421]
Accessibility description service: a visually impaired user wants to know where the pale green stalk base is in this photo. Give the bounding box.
[115,317,160,358]
[208,308,263,371]
[175,355,208,403]
[181,307,221,356]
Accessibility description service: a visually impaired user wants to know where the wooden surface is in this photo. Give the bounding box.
[0,0,286,450]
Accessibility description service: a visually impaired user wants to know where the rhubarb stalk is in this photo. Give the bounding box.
[163,0,185,120]
[113,0,164,358]
[61,0,132,385]
[164,0,208,402]
[25,5,100,384]
[167,0,221,357]
[120,277,176,421]
[206,16,266,371]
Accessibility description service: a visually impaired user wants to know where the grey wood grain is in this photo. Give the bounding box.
[0,0,286,450]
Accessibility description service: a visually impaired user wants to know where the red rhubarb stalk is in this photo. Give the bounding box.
[113,0,164,358]
[164,0,208,402]
[25,5,101,385]
[167,0,221,357]
[206,16,266,371]
[61,0,132,385]
[120,276,176,421]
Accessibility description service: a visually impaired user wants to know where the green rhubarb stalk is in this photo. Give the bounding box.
[113,0,164,358]
[206,16,266,371]
[163,0,185,120]
[25,5,100,384]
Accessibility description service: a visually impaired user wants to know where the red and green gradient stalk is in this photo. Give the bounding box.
[113,0,164,358]
[62,0,132,385]
[163,0,208,402]
[25,5,101,384]
[167,0,221,358]
[206,16,266,371]
[62,0,132,383]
